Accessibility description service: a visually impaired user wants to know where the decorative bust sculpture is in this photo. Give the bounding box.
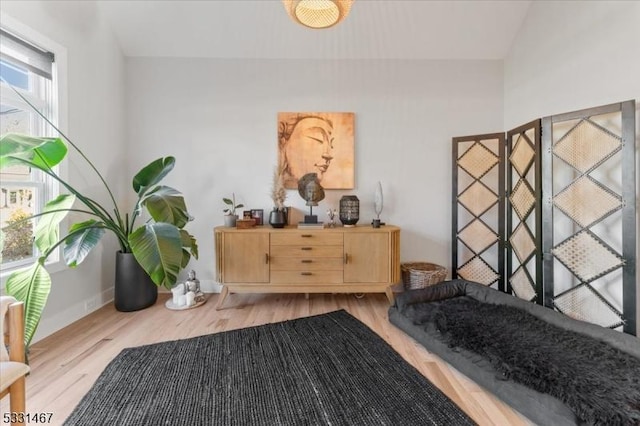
[297,173,325,223]
[298,173,325,206]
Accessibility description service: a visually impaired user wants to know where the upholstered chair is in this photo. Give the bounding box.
[0,296,29,414]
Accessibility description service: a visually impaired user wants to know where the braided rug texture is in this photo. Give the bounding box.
[64,310,475,426]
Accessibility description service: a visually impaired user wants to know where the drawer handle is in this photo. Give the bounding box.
[265,253,269,264]
[301,234,312,238]
[301,247,312,251]
[301,260,313,263]
[301,272,313,276]
[344,253,349,264]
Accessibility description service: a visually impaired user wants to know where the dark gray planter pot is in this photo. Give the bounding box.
[114,251,158,312]
[269,210,286,228]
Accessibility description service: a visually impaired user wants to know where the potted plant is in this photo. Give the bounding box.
[223,193,243,227]
[269,168,287,228]
[0,88,198,346]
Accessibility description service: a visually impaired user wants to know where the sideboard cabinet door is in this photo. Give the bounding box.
[344,233,390,283]
[224,233,269,283]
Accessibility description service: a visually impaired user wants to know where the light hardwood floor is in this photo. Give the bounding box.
[1,292,531,425]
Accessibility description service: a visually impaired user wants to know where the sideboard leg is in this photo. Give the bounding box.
[385,287,395,305]
[216,286,229,310]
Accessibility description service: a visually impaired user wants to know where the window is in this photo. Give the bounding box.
[1,28,58,271]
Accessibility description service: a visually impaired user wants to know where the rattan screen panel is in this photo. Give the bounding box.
[458,256,500,286]
[507,121,542,303]
[510,179,536,222]
[458,219,498,254]
[511,222,536,265]
[453,134,505,290]
[554,284,624,329]
[553,176,622,228]
[542,100,636,335]
[511,267,537,302]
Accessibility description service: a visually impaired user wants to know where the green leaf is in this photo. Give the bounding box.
[129,222,182,289]
[34,194,76,253]
[179,230,198,268]
[0,134,67,170]
[5,260,51,347]
[181,248,190,268]
[132,157,175,196]
[141,185,189,228]
[223,198,233,205]
[180,229,199,259]
[64,220,106,267]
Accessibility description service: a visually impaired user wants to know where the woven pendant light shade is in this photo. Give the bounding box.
[282,0,354,29]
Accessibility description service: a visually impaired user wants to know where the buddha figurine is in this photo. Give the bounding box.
[185,270,200,293]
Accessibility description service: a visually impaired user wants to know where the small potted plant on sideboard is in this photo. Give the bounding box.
[223,193,243,227]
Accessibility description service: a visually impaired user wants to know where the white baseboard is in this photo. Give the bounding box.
[32,287,114,344]
[32,281,222,344]
[200,279,223,293]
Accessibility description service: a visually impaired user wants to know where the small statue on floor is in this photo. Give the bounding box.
[185,270,205,304]
[185,270,200,293]
[169,270,205,308]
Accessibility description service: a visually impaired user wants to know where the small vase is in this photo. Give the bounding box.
[269,209,286,228]
[224,214,237,227]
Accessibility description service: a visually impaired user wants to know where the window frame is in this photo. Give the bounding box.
[0,14,68,283]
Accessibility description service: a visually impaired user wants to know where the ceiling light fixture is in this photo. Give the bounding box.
[282,0,354,29]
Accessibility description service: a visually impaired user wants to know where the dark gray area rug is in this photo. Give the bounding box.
[64,310,475,426]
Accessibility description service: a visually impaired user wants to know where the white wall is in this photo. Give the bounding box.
[126,58,504,290]
[0,1,127,342]
[504,1,640,127]
[504,0,640,330]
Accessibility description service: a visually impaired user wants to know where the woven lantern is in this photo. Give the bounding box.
[282,0,354,29]
[339,195,359,227]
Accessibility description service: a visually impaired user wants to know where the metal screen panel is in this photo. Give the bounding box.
[506,120,542,303]
[452,133,505,290]
[542,100,636,335]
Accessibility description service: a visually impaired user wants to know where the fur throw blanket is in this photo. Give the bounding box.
[411,297,640,425]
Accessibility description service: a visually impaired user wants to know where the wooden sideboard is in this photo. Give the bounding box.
[214,225,401,309]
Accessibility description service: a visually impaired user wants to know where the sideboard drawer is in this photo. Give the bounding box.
[270,245,343,258]
[270,232,343,246]
[271,270,344,284]
[270,257,344,271]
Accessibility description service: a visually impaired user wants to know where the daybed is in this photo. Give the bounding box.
[388,279,640,426]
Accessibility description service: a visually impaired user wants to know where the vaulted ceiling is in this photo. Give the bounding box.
[98,0,532,59]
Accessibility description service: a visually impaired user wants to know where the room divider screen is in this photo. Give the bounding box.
[542,100,636,335]
[452,100,636,335]
[452,133,505,291]
[506,120,542,303]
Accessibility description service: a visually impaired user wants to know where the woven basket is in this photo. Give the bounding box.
[401,262,448,290]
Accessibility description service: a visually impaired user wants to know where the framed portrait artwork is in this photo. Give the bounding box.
[277,112,355,189]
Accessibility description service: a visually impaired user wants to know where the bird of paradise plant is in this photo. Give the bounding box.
[0,84,198,347]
